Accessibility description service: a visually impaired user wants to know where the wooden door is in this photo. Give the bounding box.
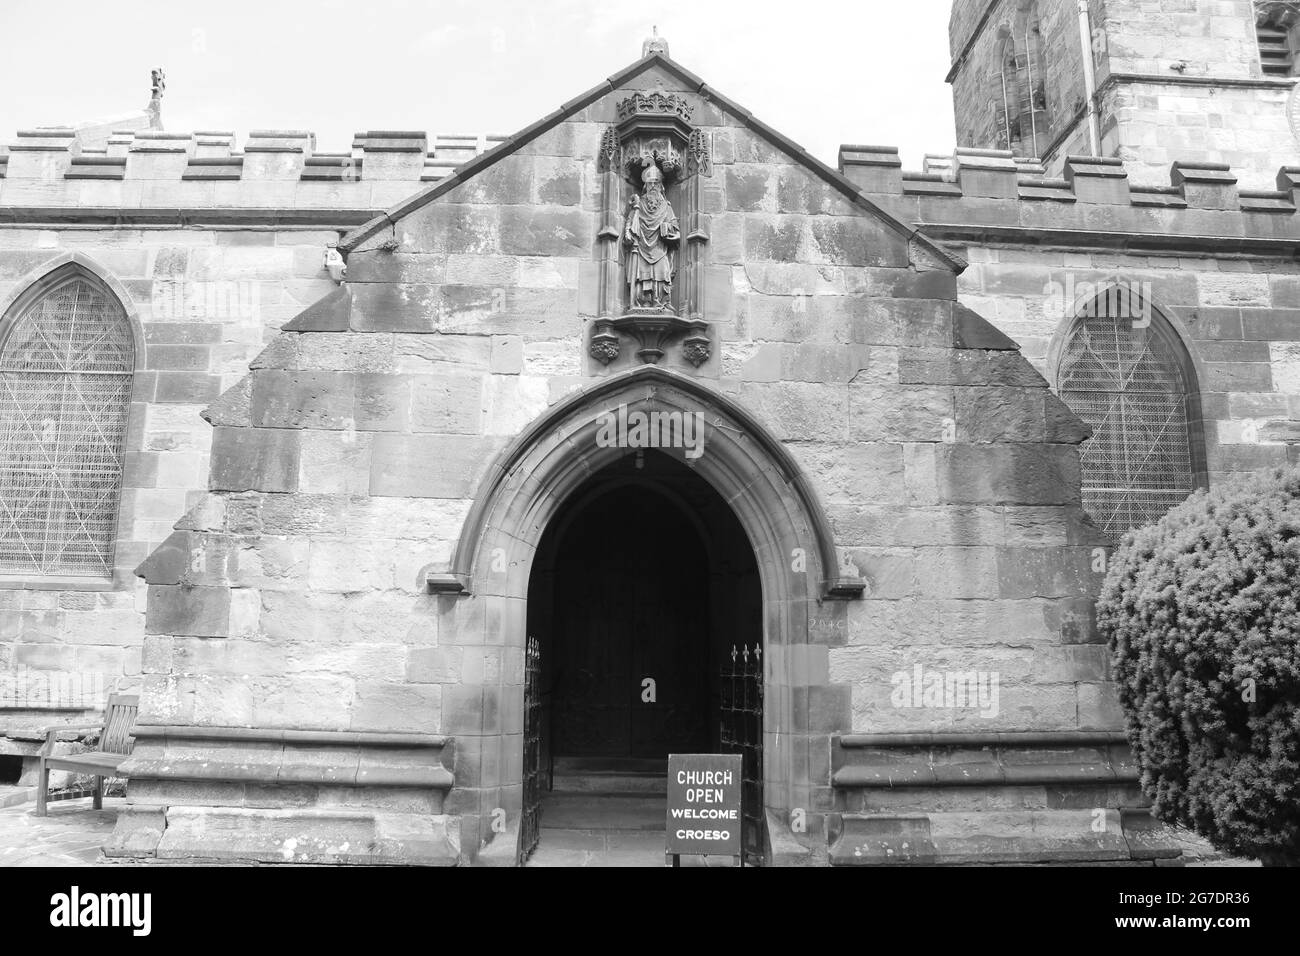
[551,488,709,759]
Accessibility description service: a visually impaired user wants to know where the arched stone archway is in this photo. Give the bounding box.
[443,365,860,864]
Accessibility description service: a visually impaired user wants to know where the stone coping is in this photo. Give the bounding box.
[123,726,455,790]
[0,206,380,228]
[132,725,449,748]
[839,730,1128,748]
[833,730,1138,788]
[827,808,1183,865]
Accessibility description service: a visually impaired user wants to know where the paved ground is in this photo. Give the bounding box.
[526,792,738,867]
[0,787,1258,868]
[0,793,120,866]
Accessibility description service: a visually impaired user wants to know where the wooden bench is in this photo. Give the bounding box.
[36,694,138,816]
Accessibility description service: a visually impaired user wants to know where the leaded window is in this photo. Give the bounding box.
[1057,296,1203,541]
[0,272,134,577]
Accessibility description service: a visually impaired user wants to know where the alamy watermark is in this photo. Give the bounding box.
[151,279,260,320]
[889,663,1000,718]
[594,404,706,460]
[0,668,106,709]
[50,886,151,936]
[1043,275,1152,328]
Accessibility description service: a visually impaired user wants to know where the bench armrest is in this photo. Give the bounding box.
[40,725,104,756]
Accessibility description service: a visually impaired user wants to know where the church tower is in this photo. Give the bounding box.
[947,0,1300,188]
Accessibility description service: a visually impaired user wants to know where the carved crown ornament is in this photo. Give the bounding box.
[616,91,695,125]
[591,91,714,369]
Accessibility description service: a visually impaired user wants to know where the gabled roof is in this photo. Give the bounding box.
[338,52,966,272]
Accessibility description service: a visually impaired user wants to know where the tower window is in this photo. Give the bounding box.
[993,5,1051,157]
[1257,2,1300,76]
[0,270,134,578]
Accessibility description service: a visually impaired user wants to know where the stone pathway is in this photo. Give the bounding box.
[0,796,121,866]
[525,792,738,867]
[0,788,1258,868]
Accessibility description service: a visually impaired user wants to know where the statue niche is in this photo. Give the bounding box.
[624,159,680,312]
[592,91,712,368]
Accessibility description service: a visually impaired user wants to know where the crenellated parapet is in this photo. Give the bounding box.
[0,126,508,212]
[838,144,1300,256]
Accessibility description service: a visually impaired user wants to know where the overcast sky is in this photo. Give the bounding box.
[0,0,958,170]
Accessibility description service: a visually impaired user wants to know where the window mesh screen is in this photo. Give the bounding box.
[1058,307,1195,541]
[0,277,133,576]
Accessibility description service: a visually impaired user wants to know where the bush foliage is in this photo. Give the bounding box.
[1098,466,1300,865]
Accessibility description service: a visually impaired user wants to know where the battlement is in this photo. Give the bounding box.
[840,145,1300,254]
[0,127,508,211]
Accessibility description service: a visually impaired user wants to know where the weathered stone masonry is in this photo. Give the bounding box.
[0,128,499,773]
[103,52,1146,866]
[0,13,1295,863]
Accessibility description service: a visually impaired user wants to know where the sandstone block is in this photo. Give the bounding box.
[351,682,442,734]
[353,373,411,431]
[350,282,440,333]
[850,385,954,442]
[409,373,484,434]
[933,445,1081,506]
[407,647,465,684]
[299,431,372,495]
[145,584,232,637]
[397,204,500,257]
[209,426,301,493]
[996,547,1097,599]
[370,434,502,498]
[497,207,592,257]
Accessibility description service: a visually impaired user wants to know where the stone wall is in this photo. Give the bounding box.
[0,231,336,745]
[0,128,498,754]
[1093,0,1295,185]
[118,57,1114,863]
[4,113,1296,791]
[842,145,1300,487]
[949,0,1300,187]
[948,0,1094,163]
[1098,79,1297,188]
[0,37,1293,862]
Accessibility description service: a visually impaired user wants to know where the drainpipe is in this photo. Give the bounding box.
[999,67,1013,150]
[1077,0,1102,155]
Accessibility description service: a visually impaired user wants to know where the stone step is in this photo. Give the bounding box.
[550,756,667,774]
[539,792,666,831]
[549,773,667,794]
[548,756,668,795]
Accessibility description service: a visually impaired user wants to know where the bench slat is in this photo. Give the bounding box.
[43,752,128,773]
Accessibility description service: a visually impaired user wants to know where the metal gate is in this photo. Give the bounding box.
[519,636,543,865]
[719,643,765,866]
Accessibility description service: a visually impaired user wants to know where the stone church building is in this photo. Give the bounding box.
[1,1,1297,865]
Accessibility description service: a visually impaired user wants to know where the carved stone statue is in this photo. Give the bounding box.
[147,68,166,130]
[623,161,680,311]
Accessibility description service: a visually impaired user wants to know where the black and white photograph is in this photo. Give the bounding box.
[0,0,1293,937]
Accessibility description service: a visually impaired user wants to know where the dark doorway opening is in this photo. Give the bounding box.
[0,754,22,785]
[523,451,763,864]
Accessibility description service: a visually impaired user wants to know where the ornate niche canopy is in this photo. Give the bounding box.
[591,90,712,367]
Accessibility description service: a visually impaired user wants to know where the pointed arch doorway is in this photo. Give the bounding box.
[440,366,861,866]
[525,451,763,863]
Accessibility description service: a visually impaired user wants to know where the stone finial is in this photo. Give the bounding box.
[147,68,165,130]
[642,26,669,58]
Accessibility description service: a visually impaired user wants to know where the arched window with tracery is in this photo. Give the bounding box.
[0,268,134,579]
[1056,289,1206,541]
